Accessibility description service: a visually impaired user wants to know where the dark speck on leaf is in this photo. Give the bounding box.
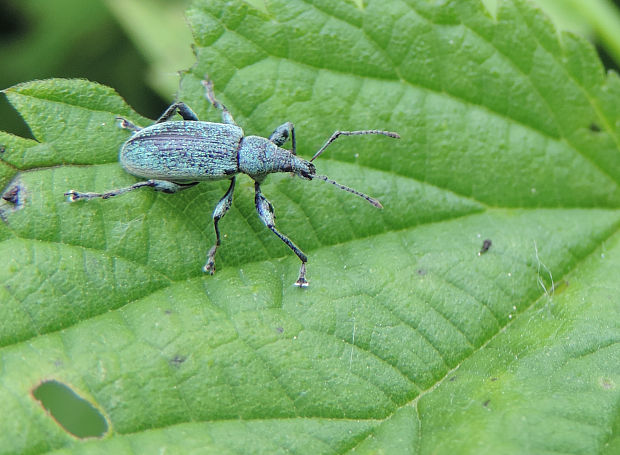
[2,184,20,204]
[417,269,427,276]
[170,355,186,367]
[483,399,490,407]
[275,327,284,333]
[479,239,492,255]
[589,123,601,132]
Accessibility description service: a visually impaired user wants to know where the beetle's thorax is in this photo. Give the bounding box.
[238,136,315,179]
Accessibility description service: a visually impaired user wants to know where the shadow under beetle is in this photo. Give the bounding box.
[65,77,400,286]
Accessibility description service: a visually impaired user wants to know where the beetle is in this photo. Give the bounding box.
[65,77,400,286]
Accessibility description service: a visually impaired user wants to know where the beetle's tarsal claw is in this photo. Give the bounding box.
[115,117,141,132]
[203,261,215,275]
[203,246,218,274]
[294,263,309,287]
[64,190,83,202]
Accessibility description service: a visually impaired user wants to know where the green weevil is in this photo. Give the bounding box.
[65,77,400,286]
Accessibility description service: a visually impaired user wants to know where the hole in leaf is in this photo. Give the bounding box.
[32,380,108,438]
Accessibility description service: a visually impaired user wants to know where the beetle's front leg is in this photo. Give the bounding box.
[65,180,197,202]
[254,182,308,287]
[203,177,236,274]
[269,122,296,154]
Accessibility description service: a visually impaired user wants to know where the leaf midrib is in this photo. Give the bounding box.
[4,208,618,358]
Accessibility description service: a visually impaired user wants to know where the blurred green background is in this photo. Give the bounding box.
[1,0,620,138]
[0,0,193,139]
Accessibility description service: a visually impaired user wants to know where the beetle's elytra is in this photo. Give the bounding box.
[65,77,400,286]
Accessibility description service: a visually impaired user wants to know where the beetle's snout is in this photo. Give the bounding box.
[295,160,315,180]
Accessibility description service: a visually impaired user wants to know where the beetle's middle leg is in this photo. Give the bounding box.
[203,177,236,274]
[65,180,197,202]
[254,182,309,287]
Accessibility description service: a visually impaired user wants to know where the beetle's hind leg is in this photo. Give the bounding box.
[65,180,197,202]
[204,177,236,274]
[201,78,237,125]
[254,182,309,287]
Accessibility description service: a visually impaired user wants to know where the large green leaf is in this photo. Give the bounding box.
[1,0,619,453]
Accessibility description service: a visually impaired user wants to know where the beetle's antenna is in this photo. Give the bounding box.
[311,174,383,208]
[310,130,400,162]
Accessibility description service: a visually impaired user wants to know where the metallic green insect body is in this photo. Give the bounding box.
[65,78,400,286]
